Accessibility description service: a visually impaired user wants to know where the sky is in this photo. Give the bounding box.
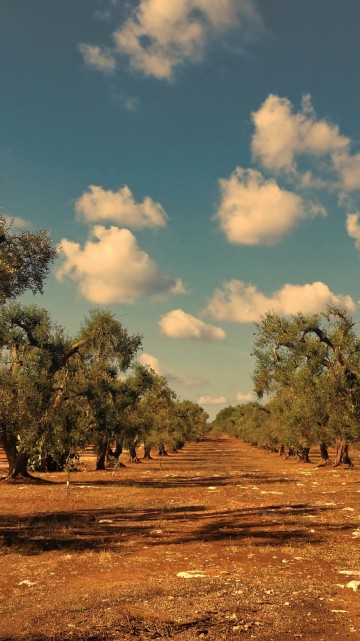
[2,0,360,419]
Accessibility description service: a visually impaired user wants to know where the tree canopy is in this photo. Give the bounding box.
[0,214,57,303]
[213,306,360,466]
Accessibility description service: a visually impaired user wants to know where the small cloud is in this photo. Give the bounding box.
[333,152,360,191]
[251,93,349,173]
[78,43,116,73]
[346,212,360,250]
[75,184,168,229]
[110,0,263,81]
[197,395,227,405]
[4,215,29,229]
[216,167,323,246]
[206,279,356,323]
[159,309,226,342]
[236,391,255,403]
[79,1,264,83]
[56,225,184,304]
[251,93,360,193]
[298,170,331,191]
[139,353,207,389]
[110,85,141,111]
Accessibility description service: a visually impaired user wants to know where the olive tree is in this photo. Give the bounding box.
[0,305,142,478]
[252,306,360,465]
[0,214,57,303]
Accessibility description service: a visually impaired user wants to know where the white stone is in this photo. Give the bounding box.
[346,581,360,591]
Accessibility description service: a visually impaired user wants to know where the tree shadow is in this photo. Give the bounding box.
[68,471,295,489]
[0,501,348,555]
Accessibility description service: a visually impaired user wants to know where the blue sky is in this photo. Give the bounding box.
[2,0,360,418]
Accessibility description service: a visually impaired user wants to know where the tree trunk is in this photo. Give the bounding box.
[9,452,31,479]
[128,443,141,463]
[334,440,353,467]
[2,434,18,476]
[143,443,153,459]
[96,447,107,470]
[285,447,296,459]
[158,443,168,457]
[171,440,184,453]
[112,441,123,459]
[319,442,331,466]
[279,444,285,456]
[298,447,311,463]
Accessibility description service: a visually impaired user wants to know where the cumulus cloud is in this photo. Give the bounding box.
[215,167,325,245]
[56,225,184,304]
[82,0,263,81]
[139,353,207,389]
[78,43,116,73]
[75,184,168,229]
[206,279,356,323]
[346,213,360,250]
[159,309,226,342]
[252,94,349,174]
[197,395,227,405]
[251,93,360,192]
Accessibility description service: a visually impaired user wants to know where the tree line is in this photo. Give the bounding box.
[0,214,208,479]
[212,306,360,466]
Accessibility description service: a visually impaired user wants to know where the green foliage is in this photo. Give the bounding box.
[251,306,360,453]
[0,214,57,303]
[0,214,207,475]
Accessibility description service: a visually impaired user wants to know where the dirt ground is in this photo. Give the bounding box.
[0,436,360,641]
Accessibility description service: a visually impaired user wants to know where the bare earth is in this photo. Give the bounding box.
[0,436,360,641]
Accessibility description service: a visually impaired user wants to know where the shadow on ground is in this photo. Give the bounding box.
[0,501,350,555]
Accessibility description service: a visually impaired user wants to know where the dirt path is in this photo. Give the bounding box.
[0,436,360,640]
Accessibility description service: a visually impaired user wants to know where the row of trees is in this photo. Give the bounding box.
[0,214,208,478]
[213,307,360,466]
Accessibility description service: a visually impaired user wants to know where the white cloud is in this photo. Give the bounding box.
[139,353,206,389]
[159,309,226,342]
[78,43,116,73]
[139,353,163,373]
[251,94,349,174]
[333,152,360,191]
[346,212,360,250]
[251,93,360,192]
[113,0,263,80]
[197,395,227,405]
[56,225,184,304]
[236,391,255,402]
[4,215,29,229]
[206,279,356,323]
[75,184,168,229]
[216,167,324,246]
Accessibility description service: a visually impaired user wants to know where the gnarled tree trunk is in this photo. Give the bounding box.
[334,440,353,467]
[110,441,123,460]
[2,434,18,477]
[298,446,311,463]
[9,452,31,479]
